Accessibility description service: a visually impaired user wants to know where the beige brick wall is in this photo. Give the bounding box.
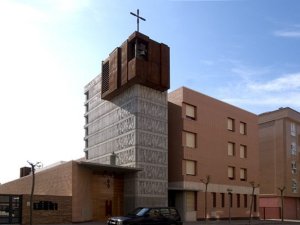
[0,161,73,196]
[22,194,72,224]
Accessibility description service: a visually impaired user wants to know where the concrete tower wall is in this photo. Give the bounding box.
[84,77,168,212]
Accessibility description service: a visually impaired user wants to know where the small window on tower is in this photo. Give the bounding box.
[102,61,110,93]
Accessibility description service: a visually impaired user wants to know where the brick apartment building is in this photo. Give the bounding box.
[168,87,259,221]
[259,107,300,220]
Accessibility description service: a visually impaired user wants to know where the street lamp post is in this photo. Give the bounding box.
[249,181,259,224]
[27,161,42,225]
[278,186,286,222]
[227,188,232,224]
[200,175,210,223]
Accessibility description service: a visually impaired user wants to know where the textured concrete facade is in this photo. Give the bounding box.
[84,76,168,211]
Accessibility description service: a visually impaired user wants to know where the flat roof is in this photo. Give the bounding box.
[78,161,142,174]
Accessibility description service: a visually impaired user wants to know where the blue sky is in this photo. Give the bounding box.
[0,0,300,183]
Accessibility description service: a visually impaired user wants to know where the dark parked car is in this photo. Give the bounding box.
[107,207,182,225]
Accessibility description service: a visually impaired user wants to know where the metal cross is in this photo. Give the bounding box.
[130,9,146,32]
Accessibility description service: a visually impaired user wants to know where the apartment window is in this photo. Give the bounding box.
[237,194,240,208]
[186,160,196,176]
[291,142,297,155]
[85,127,88,136]
[185,104,196,120]
[292,179,297,193]
[228,166,235,180]
[292,161,297,174]
[291,122,296,136]
[240,168,247,181]
[85,139,88,148]
[185,132,196,148]
[221,193,225,208]
[186,192,196,211]
[240,145,247,158]
[212,192,217,208]
[228,142,235,156]
[240,122,247,135]
[244,194,248,208]
[227,118,235,131]
[229,193,233,207]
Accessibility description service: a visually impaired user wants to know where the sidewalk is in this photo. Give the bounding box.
[39,219,300,225]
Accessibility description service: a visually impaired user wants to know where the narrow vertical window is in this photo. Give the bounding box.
[292,161,297,174]
[227,118,235,131]
[185,104,196,120]
[228,142,235,156]
[240,168,247,181]
[237,194,240,208]
[228,166,235,180]
[185,132,196,148]
[212,192,217,208]
[221,193,225,208]
[244,194,248,208]
[186,160,196,176]
[291,122,296,136]
[229,193,233,207]
[292,179,297,193]
[240,145,247,158]
[291,142,297,155]
[240,122,247,135]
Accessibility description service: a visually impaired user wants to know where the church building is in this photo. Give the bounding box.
[0,31,262,224]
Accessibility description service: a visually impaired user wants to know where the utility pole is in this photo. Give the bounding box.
[200,175,210,223]
[249,181,259,224]
[27,161,42,225]
[278,186,286,222]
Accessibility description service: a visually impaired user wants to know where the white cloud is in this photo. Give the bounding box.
[273,24,300,38]
[216,63,300,114]
[274,30,300,38]
[248,73,300,92]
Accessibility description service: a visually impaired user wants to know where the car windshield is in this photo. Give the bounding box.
[127,207,149,216]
